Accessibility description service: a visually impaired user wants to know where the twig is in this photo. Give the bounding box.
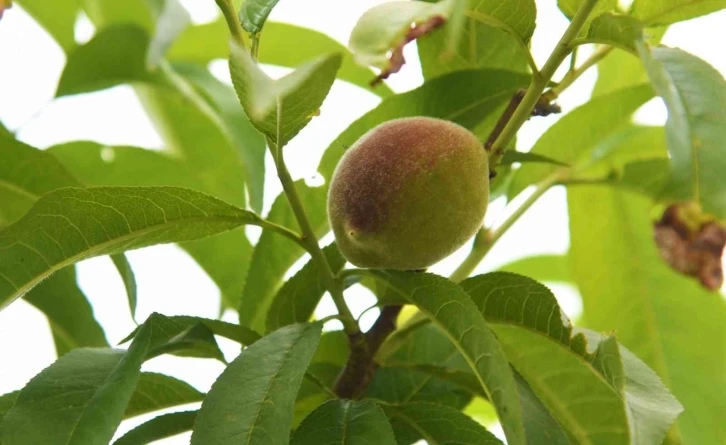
[214,0,247,48]
[542,45,614,102]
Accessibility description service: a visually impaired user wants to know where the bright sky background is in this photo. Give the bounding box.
[1,1,725,443]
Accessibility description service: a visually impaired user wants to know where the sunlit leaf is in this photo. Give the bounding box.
[125,372,203,419]
[633,0,726,25]
[572,13,644,53]
[638,44,726,219]
[240,0,280,34]
[15,0,81,52]
[568,186,724,443]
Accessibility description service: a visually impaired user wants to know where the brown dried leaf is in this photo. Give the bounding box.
[654,203,726,290]
[371,15,446,86]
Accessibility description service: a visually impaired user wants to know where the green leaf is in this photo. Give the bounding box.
[57,25,158,97]
[111,253,138,321]
[266,243,346,332]
[508,84,654,199]
[318,69,530,182]
[497,254,571,283]
[500,150,570,166]
[120,314,260,347]
[83,0,154,31]
[462,272,683,444]
[633,0,726,25]
[383,402,503,445]
[190,323,322,445]
[0,186,261,308]
[25,266,108,356]
[125,373,203,419]
[240,183,327,333]
[168,21,392,98]
[0,322,153,445]
[113,411,197,445]
[0,392,18,423]
[0,135,79,225]
[240,0,279,34]
[229,42,341,148]
[291,400,397,445]
[638,45,726,219]
[568,185,723,444]
[15,0,81,52]
[418,3,530,78]
[48,142,255,308]
[572,14,644,53]
[348,0,463,71]
[146,0,190,68]
[174,63,267,213]
[366,270,526,445]
[557,0,617,35]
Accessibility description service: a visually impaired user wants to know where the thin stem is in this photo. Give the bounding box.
[255,219,307,250]
[214,0,247,48]
[270,141,359,336]
[543,45,613,102]
[487,0,601,170]
[250,34,260,61]
[450,170,566,282]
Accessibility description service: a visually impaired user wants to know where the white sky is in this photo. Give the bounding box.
[0,1,725,443]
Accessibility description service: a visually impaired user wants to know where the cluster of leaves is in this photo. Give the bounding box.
[0,0,725,444]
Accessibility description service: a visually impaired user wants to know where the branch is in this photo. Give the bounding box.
[334,305,403,399]
[542,45,614,102]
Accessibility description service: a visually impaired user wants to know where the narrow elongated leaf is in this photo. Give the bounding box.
[111,253,138,320]
[500,150,570,166]
[190,323,322,445]
[383,402,503,445]
[168,21,391,97]
[49,141,254,307]
[0,135,79,225]
[25,267,108,356]
[0,322,152,445]
[113,411,197,445]
[125,373,203,418]
[240,183,327,333]
[57,25,158,97]
[319,69,530,182]
[229,42,341,148]
[266,243,346,332]
[509,84,654,199]
[240,0,280,34]
[366,270,526,445]
[15,0,81,52]
[569,185,724,444]
[572,13,644,53]
[174,63,267,213]
[291,400,397,445]
[120,314,260,347]
[638,45,726,219]
[0,186,261,308]
[633,0,726,25]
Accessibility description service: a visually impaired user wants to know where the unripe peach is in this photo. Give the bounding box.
[327,117,489,270]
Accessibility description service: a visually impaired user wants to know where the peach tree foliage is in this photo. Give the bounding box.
[0,0,725,443]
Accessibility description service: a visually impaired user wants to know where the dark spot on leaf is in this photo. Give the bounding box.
[371,15,446,86]
[654,203,726,291]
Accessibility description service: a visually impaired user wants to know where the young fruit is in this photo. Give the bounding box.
[327,117,489,270]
